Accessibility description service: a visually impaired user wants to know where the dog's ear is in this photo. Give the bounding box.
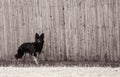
[40,33,44,39]
[35,33,40,42]
[35,33,39,39]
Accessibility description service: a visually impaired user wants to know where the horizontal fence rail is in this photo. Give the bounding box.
[0,0,120,62]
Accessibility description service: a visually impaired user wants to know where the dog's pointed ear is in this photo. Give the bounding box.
[35,33,39,39]
[40,33,44,39]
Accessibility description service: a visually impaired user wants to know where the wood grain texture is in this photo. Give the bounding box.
[0,0,120,62]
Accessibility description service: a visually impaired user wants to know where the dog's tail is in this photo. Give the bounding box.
[15,54,18,59]
[15,48,24,59]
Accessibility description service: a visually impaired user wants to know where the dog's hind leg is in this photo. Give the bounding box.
[32,56,38,65]
[23,54,26,64]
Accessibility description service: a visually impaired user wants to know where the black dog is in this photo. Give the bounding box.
[15,33,44,64]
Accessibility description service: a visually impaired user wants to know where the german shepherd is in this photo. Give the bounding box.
[15,33,44,64]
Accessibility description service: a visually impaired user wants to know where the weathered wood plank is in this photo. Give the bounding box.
[0,0,120,62]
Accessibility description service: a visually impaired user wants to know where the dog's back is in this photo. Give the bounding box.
[15,43,35,59]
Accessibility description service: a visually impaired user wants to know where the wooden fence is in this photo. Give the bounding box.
[0,0,120,62]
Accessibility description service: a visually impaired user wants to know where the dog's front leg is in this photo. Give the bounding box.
[32,56,38,65]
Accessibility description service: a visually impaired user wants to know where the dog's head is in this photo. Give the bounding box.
[35,33,44,44]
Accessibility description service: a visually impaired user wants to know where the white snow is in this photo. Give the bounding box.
[0,67,120,77]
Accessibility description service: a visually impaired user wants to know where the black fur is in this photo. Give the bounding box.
[15,33,44,60]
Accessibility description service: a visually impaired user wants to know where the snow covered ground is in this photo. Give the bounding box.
[0,67,120,77]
